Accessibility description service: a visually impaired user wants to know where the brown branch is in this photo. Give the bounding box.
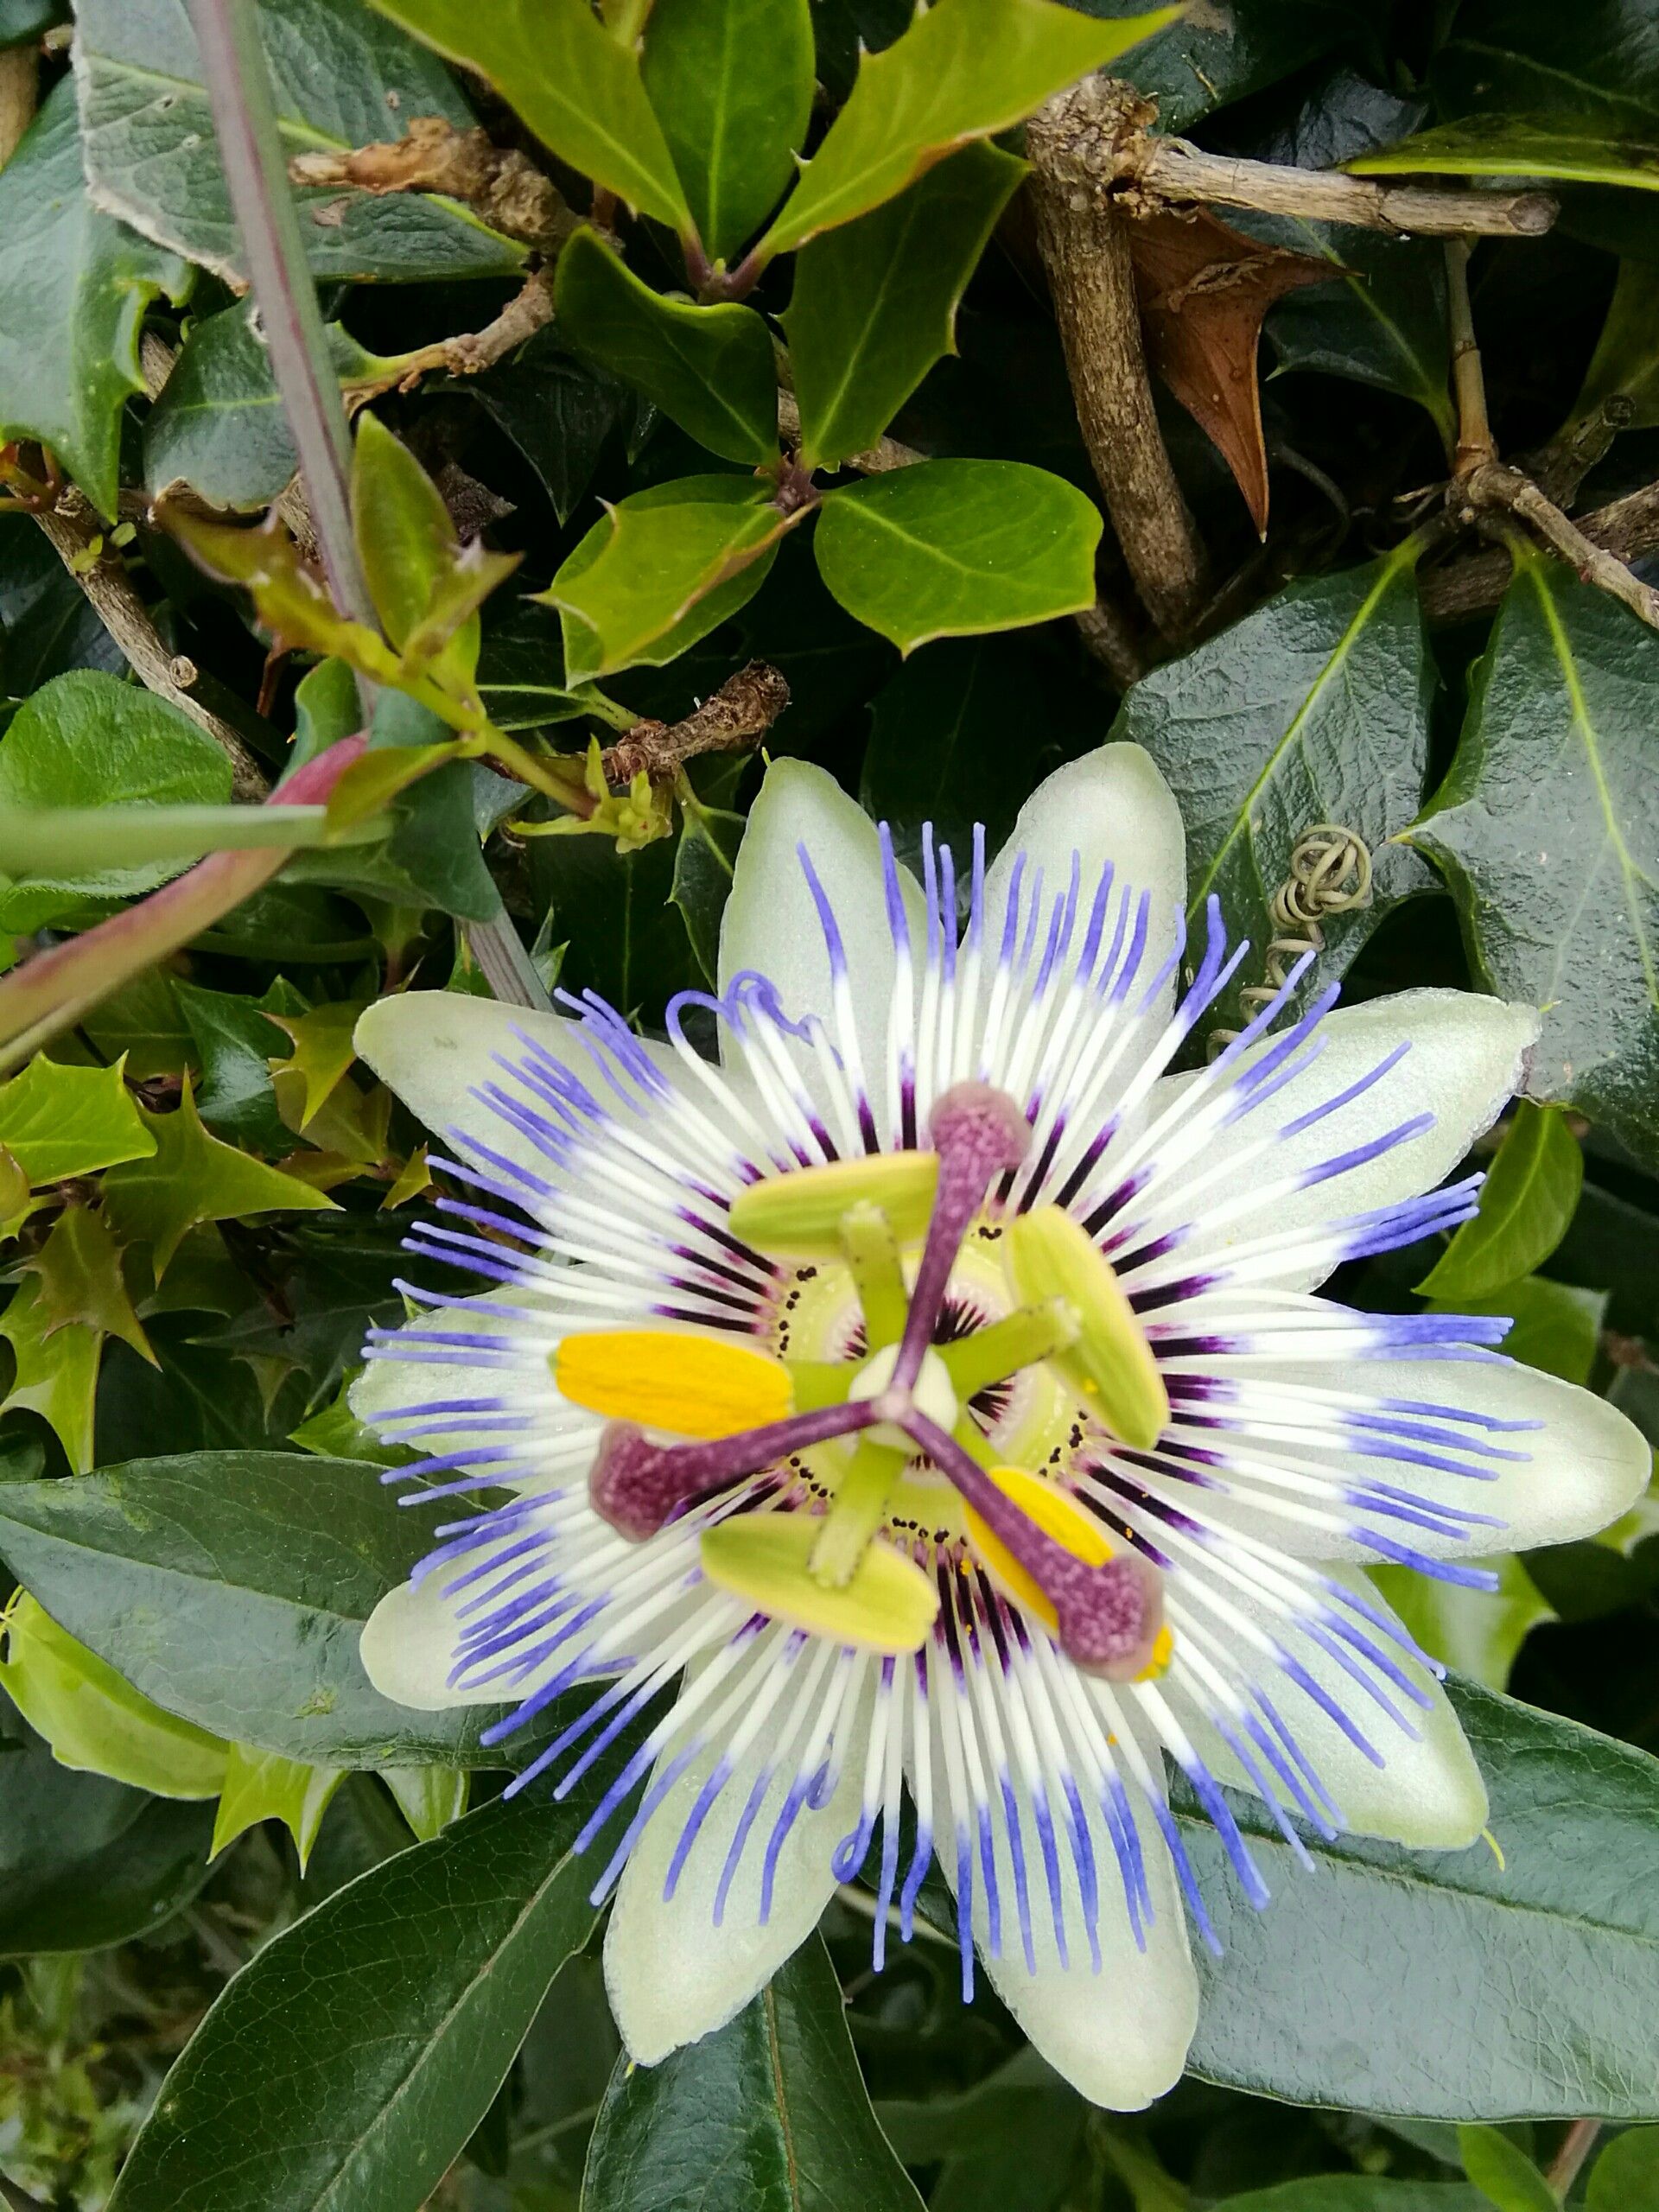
[601,661,789,785]
[1446,239,1497,478]
[0,41,36,169]
[1071,593,1146,688]
[33,491,268,797]
[1462,461,1659,630]
[1027,79,1206,640]
[1130,135,1555,238]
[380,267,555,389]
[1421,477,1659,622]
[289,117,577,254]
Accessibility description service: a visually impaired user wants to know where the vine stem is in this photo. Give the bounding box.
[183,0,553,1013]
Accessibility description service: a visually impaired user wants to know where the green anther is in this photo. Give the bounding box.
[840,1199,910,1351]
[1003,1208,1170,1451]
[781,1358,855,1412]
[809,1436,908,1588]
[730,1152,938,1258]
[701,1510,938,1654]
[938,1298,1080,1400]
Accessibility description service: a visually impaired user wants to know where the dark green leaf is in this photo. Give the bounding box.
[671,786,744,984]
[82,969,194,1082]
[1410,552,1659,1167]
[1350,118,1659,194]
[1116,0,1362,134]
[0,1691,215,1957]
[0,0,61,45]
[106,1789,608,2212]
[76,0,525,284]
[461,326,633,525]
[641,0,815,261]
[476,598,595,729]
[1430,0,1659,146]
[758,0,1173,256]
[0,78,192,517]
[555,229,779,465]
[1116,545,1434,1003]
[530,823,699,1019]
[583,1933,923,2212]
[1185,1678,1659,2117]
[370,0,694,234]
[785,143,1026,469]
[544,475,793,683]
[813,459,1102,650]
[1210,2187,1486,2212]
[145,301,404,512]
[1419,1104,1584,1301]
[861,634,1081,874]
[96,1325,313,1461]
[173,978,300,1155]
[0,671,235,931]
[0,514,127,695]
[1560,258,1659,446]
[0,1452,500,1767]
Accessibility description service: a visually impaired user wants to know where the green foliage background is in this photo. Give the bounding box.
[3,0,1659,2207]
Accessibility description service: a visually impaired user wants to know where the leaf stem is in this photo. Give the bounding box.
[1446,239,1497,480]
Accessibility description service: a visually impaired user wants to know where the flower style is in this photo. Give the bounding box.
[353,746,1647,2110]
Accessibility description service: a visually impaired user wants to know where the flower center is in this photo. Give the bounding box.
[574,1084,1172,1681]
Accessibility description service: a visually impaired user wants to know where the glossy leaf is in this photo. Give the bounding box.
[813,460,1102,651]
[0,1452,498,1767]
[0,1589,228,1798]
[0,1276,100,1472]
[1349,118,1659,194]
[785,143,1026,469]
[1370,1557,1554,1694]
[0,671,234,931]
[210,1743,345,1869]
[1211,2188,1486,2211]
[641,0,815,262]
[543,475,795,683]
[1418,1103,1584,1301]
[1121,0,1361,135]
[555,228,779,464]
[1115,543,1434,1002]
[146,301,405,512]
[1456,2129,1556,2212]
[461,327,633,526]
[1410,553,1659,1166]
[0,1690,216,1958]
[671,785,745,985]
[369,0,694,234]
[1430,0,1659,147]
[106,1789,610,2212]
[0,77,192,517]
[1185,1677,1659,2117]
[175,978,302,1154]
[0,1055,155,1185]
[583,1933,924,2212]
[102,1080,334,1278]
[74,0,524,284]
[759,0,1175,257]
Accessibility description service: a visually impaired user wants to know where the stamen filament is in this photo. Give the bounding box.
[840,1201,909,1351]
[809,1436,908,1588]
[939,1299,1079,1399]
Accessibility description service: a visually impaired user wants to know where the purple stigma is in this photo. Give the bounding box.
[590,1400,874,1540]
[893,1084,1032,1392]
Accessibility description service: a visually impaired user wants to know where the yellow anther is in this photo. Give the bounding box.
[700,1511,938,1652]
[964,1465,1175,1680]
[554,1330,792,1440]
[1003,1208,1170,1450]
[963,1464,1113,1631]
[729,1152,939,1257]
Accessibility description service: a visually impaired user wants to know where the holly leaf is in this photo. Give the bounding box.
[1410,551,1659,1167]
[24,1203,154,1365]
[784,142,1026,471]
[1128,205,1333,535]
[640,0,816,262]
[174,978,303,1155]
[74,0,525,285]
[812,459,1102,651]
[0,1055,155,1185]
[101,1077,335,1281]
[759,0,1177,256]
[0,1276,100,1474]
[210,1743,346,1872]
[554,229,779,466]
[264,1001,367,1129]
[543,477,798,683]
[368,0,695,235]
[0,77,192,516]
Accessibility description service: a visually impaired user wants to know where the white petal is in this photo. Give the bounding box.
[1135,990,1540,1290]
[1179,1567,1488,1850]
[359,1573,505,1711]
[719,758,923,1055]
[984,744,1187,1017]
[921,1684,1198,2109]
[605,1640,866,2064]
[355,991,683,1179]
[1231,1351,1651,1562]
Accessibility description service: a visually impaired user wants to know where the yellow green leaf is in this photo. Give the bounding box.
[0,1275,100,1472]
[24,1201,154,1365]
[211,1742,346,1872]
[0,1052,155,1184]
[266,1001,368,1128]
